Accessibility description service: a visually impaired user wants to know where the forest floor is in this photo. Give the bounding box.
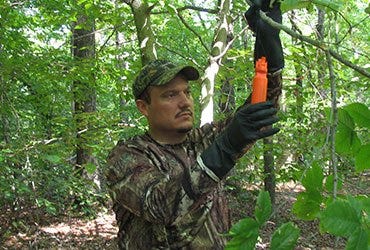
[1,178,368,249]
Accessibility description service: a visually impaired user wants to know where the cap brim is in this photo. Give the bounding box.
[179,66,200,81]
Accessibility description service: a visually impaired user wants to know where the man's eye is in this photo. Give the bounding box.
[165,92,176,98]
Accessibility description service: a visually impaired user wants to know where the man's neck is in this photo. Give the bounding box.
[148,130,187,145]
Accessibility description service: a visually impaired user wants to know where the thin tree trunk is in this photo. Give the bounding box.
[316,8,326,88]
[72,12,97,178]
[0,82,10,144]
[263,136,275,207]
[200,0,231,125]
[124,0,157,64]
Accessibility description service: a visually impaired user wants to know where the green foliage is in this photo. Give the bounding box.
[281,0,344,12]
[270,222,300,250]
[319,198,369,249]
[335,103,370,172]
[255,190,272,225]
[226,218,260,250]
[293,158,369,249]
[293,164,324,220]
[226,191,299,250]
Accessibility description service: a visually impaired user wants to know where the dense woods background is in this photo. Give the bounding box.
[1,0,369,249]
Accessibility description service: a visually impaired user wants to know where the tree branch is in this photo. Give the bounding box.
[213,25,249,61]
[259,11,370,78]
[156,42,201,68]
[151,5,218,15]
[176,10,211,54]
[326,50,338,200]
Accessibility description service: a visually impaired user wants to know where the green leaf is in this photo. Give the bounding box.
[84,162,96,174]
[293,165,324,220]
[338,108,355,130]
[228,217,259,236]
[356,195,370,225]
[311,0,344,11]
[346,228,369,250]
[366,4,370,14]
[336,110,362,155]
[293,191,322,220]
[325,174,343,193]
[44,154,62,163]
[225,232,259,250]
[270,222,300,250]
[344,103,370,129]
[226,218,259,250]
[255,190,272,225]
[320,200,361,237]
[356,195,370,214]
[302,164,324,193]
[346,195,363,220]
[355,144,370,172]
[280,0,311,13]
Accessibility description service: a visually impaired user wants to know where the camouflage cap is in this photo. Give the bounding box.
[133,59,200,99]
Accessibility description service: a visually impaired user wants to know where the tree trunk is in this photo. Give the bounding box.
[263,136,275,207]
[72,12,97,178]
[125,0,157,64]
[200,0,231,125]
[0,80,10,144]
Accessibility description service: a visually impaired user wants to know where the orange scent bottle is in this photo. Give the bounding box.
[251,57,268,104]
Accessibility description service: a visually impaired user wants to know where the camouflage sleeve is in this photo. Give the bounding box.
[105,137,222,228]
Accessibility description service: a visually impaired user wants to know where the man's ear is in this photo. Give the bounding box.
[136,99,149,117]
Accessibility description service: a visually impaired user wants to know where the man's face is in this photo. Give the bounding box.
[137,75,194,140]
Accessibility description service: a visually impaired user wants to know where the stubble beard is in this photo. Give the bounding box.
[176,125,193,134]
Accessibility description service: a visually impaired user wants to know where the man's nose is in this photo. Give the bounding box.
[178,92,192,107]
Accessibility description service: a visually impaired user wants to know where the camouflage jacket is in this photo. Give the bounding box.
[106,73,282,249]
[106,119,231,249]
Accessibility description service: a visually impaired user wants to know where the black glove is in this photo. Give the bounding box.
[201,101,279,178]
[245,0,284,73]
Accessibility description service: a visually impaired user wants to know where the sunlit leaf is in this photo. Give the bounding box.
[324,174,343,193]
[44,154,62,164]
[84,162,96,174]
[226,218,259,250]
[271,222,300,250]
[293,191,322,220]
[320,199,361,237]
[302,164,324,193]
[355,144,370,172]
[346,228,369,250]
[312,0,344,11]
[344,103,370,129]
[336,110,362,155]
[255,190,272,225]
[280,0,311,13]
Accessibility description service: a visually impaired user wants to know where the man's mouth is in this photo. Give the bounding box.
[176,111,193,118]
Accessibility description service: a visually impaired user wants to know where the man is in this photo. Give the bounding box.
[106,0,284,249]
